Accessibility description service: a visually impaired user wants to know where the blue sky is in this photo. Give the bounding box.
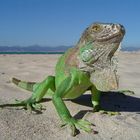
[0,0,140,47]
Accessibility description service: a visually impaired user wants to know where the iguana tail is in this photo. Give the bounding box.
[12,77,38,92]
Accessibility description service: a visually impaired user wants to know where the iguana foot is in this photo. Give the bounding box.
[0,98,44,113]
[61,118,93,136]
[93,105,120,115]
[99,110,120,115]
[15,98,44,112]
[118,89,135,95]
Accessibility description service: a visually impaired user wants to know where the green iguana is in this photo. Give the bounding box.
[0,22,130,136]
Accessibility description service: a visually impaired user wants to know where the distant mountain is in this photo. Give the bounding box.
[121,46,140,51]
[0,45,140,52]
[0,45,73,52]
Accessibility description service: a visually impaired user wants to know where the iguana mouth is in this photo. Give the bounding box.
[96,32,124,43]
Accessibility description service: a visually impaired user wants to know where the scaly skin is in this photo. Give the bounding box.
[0,22,126,136]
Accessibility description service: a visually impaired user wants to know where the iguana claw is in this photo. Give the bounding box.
[93,105,101,112]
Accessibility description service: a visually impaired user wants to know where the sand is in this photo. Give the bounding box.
[0,52,140,140]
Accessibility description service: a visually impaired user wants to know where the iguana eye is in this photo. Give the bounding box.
[92,25,101,32]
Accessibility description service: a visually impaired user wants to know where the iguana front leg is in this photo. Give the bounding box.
[91,85,120,115]
[91,85,101,112]
[52,76,93,136]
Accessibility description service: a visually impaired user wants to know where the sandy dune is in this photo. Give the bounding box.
[0,52,140,140]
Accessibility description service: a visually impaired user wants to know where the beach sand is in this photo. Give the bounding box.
[0,52,140,140]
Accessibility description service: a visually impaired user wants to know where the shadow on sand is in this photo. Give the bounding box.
[71,92,140,112]
[70,91,140,119]
[0,92,140,116]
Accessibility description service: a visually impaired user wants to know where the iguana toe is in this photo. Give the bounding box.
[93,105,120,115]
[99,110,121,115]
[119,89,135,95]
[75,119,93,133]
[61,118,93,136]
[15,98,44,112]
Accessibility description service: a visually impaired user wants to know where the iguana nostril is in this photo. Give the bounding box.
[112,24,115,29]
[120,24,125,34]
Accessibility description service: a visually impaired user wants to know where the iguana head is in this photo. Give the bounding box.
[78,22,125,67]
[79,22,125,44]
[78,22,125,91]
